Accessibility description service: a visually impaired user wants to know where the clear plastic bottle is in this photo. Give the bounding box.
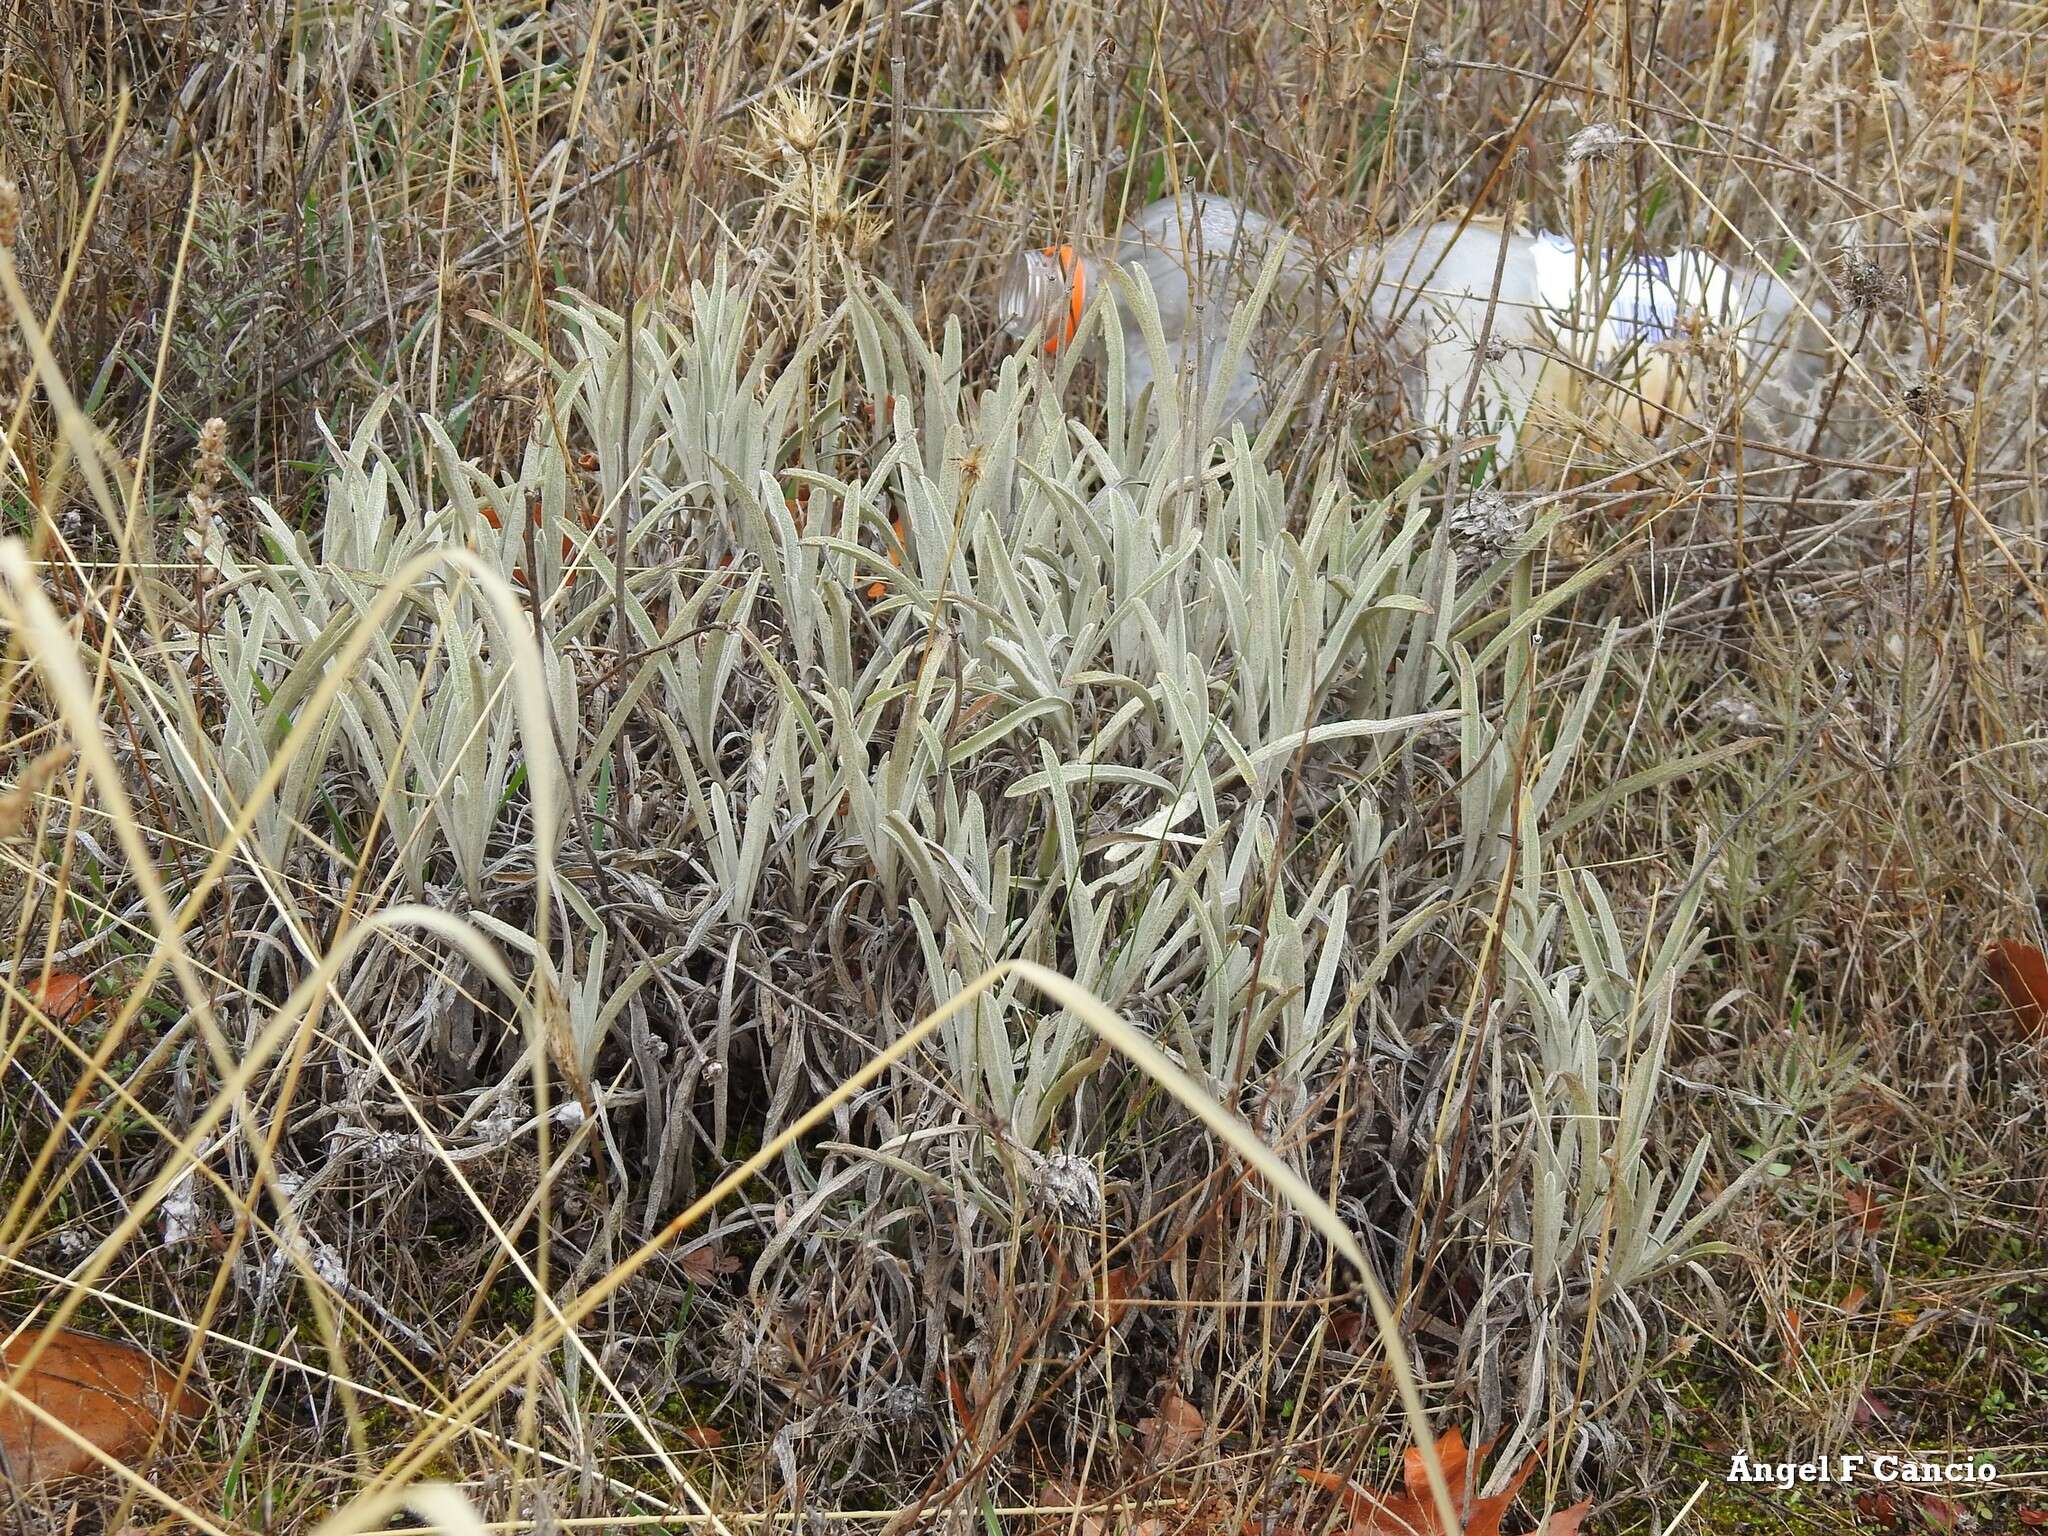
[999,193,1339,429]
[1000,194,1826,477]
[1368,219,1825,475]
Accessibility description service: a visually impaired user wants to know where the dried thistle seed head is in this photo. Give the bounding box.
[708,1309,750,1381]
[1564,122,1626,171]
[1026,1149,1103,1227]
[767,159,839,225]
[754,88,828,161]
[844,207,889,259]
[873,1383,927,1424]
[1448,488,1526,566]
[1705,693,1769,731]
[0,177,17,249]
[1839,250,1902,314]
[1901,373,1952,419]
[983,78,1041,146]
[1420,42,1449,70]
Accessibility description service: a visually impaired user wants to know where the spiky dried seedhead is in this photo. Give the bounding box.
[1564,122,1626,171]
[1839,250,1902,314]
[748,89,886,258]
[1027,1150,1103,1228]
[982,78,1043,147]
[1448,488,1525,566]
[873,1383,927,1424]
[1706,694,1769,731]
[754,89,828,162]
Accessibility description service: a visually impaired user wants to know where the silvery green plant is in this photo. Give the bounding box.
[519,266,1717,1459]
[134,393,574,916]
[118,254,1729,1480]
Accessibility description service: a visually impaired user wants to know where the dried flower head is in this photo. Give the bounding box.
[1564,122,1627,171]
[843,207,890,259]
[982,77,1042,147]
[873,1383,927,1424]
[1705,694,1769,731]
[194,416,227,481]
[0,177,18,249]
[707,1310,749,1381]
[1901,373,1954,420]
[754,89,827,162]
[1448,488,1526,566]
[1027,1149,1103,1228]
[187,416,230,524]
[748,90,885,258]
[1839,250,1902,314]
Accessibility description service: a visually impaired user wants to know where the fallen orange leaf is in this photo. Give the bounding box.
[1916,1493,1962,1531]
[1982,938,2048,1037]
[1300,1427,1543,1536]
[0,1325,199,1485]
[866,513,908,601]
[1854,1490,1900,1527]
[945,1367,978,1440]
[1139,1387,1205,1464]
[1092,1265,1134,1327]
[27,971,93,1024]
[678,1245,740,1285]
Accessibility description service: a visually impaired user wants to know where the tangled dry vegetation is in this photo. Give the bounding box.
[0,0,2044,1532]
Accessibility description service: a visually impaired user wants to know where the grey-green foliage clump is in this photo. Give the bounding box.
[151,263,1736,1493]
